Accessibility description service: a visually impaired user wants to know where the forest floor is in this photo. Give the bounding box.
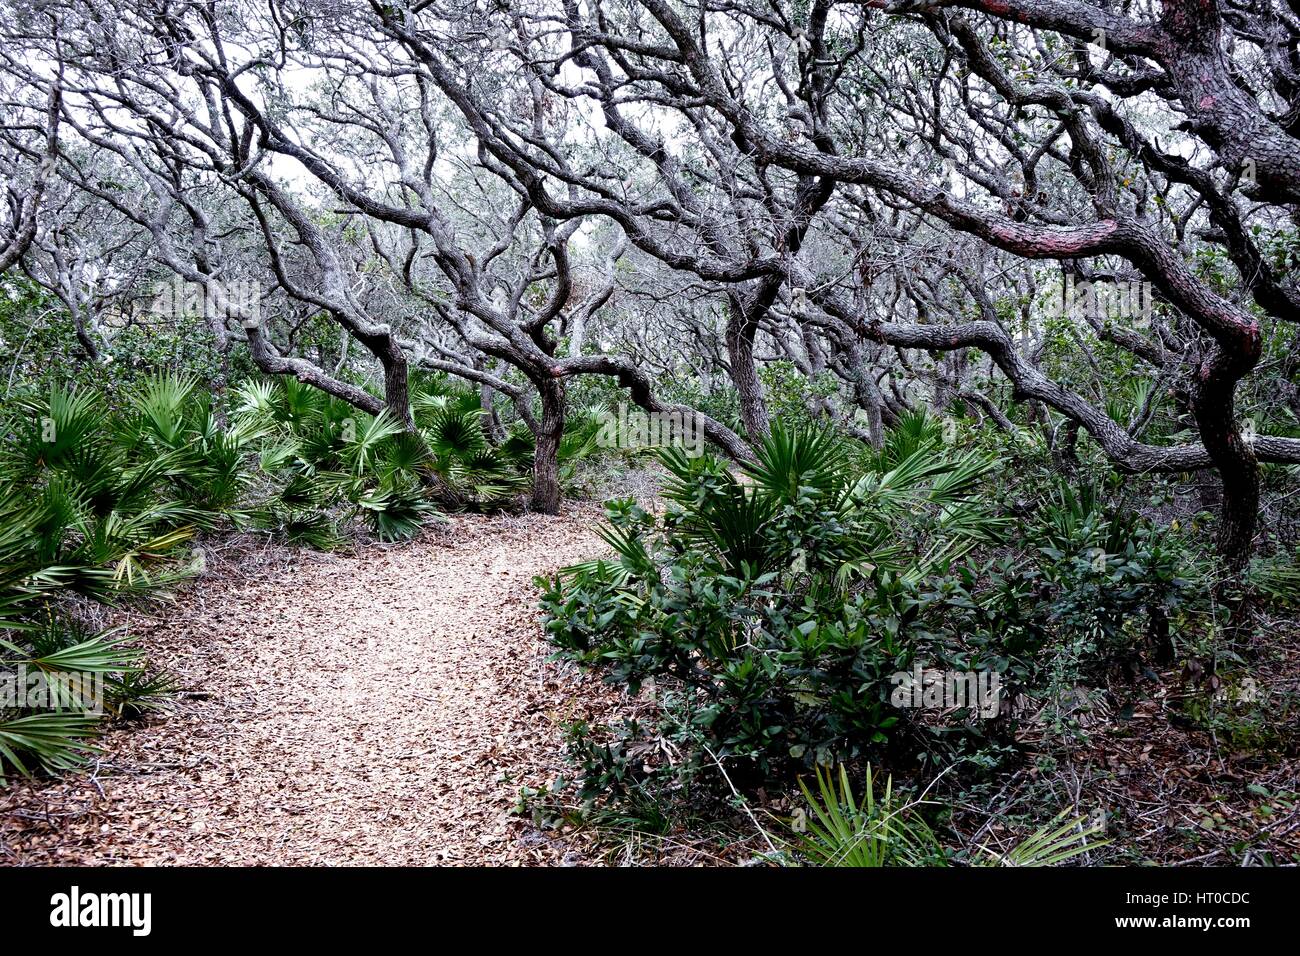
[0,505,681,865]
[4,498,1297,866]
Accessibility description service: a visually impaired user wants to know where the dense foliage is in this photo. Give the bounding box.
[0,366,557,778]
[537,422,1226,829]
[2,0,1299,867]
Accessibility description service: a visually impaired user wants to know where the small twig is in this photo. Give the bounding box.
[702,745,780,858]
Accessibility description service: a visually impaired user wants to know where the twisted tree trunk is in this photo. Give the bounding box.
[531,376,566,514]
[725,296,770,441]
[1191,345,1261,573]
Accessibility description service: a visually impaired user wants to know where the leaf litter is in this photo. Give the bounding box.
[0,505,645,865]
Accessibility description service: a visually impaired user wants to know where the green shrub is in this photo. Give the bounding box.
[0,378,238,777]
[1024,479,1205,668]
[539,421,1213,814]
[539,423,1006,797]
[235,378,448,541]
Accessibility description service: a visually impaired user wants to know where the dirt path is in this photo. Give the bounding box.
[0,508,614,865]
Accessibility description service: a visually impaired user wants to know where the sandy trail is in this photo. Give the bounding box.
[0,508,610,865]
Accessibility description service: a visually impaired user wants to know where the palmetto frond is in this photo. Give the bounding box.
[867,408,944,471]
[234,379,277,421]
[791,764,943,867]
[979,811,1111,867]
[1,627,139,675]
[3,386,106,477]
[744,421,852,504]
[339,409,406,477]
[423,407,488,462]
[0,712,102,781]
[353,473,441,541]
[125,371,199,447]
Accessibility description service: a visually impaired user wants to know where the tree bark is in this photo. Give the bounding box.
[480,381,504,444]
[531,376,565,514]
[726,294,771,440]
[378,346,416,431]
[1192,346,1260,573]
